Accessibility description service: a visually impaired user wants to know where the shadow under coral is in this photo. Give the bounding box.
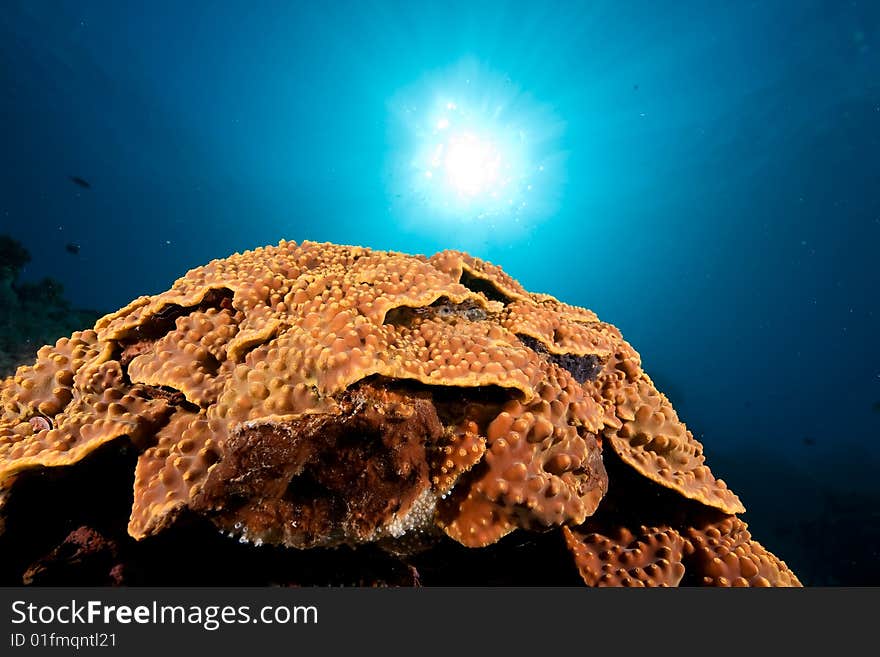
[0,439,585,586]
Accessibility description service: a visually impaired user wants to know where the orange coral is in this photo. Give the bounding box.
[684,516,801,586]
[563,525,688,586]
[436,363,607,547]
[564,517,801,587]
[429,418,486,497]
[0,240,799,586]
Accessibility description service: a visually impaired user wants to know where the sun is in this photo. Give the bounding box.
[416,99,520,206]
[385,59,566,245]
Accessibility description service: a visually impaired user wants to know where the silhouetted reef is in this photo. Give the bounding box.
[0,234,102,378]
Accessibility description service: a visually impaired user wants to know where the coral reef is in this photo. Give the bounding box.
[0,240,799,586]
[0,235,101,379]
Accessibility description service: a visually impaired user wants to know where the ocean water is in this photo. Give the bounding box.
[0,0,877,585]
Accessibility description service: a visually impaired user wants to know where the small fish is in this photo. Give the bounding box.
[873,400,880,413]
[68,175,91,189]
[633,83,639,91]
[802,437,816,447]
[28,415,52,432]
[65,242,80,255]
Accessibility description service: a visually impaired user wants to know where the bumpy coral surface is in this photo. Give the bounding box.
[0,240,799,586]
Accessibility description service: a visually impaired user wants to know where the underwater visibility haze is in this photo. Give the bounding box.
[0,0,878,585]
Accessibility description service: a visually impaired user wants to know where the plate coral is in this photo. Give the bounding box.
[0,240,799,586]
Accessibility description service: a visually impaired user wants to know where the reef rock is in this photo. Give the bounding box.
[0,240,799,586]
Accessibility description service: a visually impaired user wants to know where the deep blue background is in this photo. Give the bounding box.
[1,0,878,584]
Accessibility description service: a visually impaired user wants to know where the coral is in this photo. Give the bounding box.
[683,516,801,586]
[562,524,688,586]
[0,235,30,280]
[563,518,800,587]
[23,526,123,586]
[0,240,799,586]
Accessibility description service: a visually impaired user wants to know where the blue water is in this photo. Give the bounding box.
[1,0,878,584]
